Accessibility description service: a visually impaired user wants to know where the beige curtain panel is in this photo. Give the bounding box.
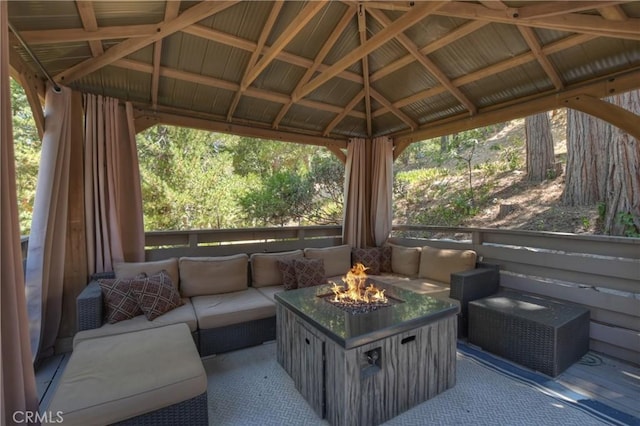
[371,136,393,247]
[25,84,73,361]
[1,0,39,420]
[342,137,368,248]
[84,95,144,276]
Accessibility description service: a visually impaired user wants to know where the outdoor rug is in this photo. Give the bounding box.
[203,341,638,426]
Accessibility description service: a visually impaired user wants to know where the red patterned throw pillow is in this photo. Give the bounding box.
[351,247,382,275]
[277,259,299,290]
[130,270,183,320]
[293,258,326,288]
[98,276,145,324]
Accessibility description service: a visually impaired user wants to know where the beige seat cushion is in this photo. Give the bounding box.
[419,246,477,284]
[250,250,303,287]
[304,245,351,277]
[389,244,421,277]
[73,298,197,348]
[47,323,206,426]
[255,285,285,302]
[179,254,248,297]
[368,273,413,286]
[114,258,180,290]
[191,287,275,329]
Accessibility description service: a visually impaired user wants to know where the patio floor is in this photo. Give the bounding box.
[36,340,640,424]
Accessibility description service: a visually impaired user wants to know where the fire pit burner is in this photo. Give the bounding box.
[320,293,401,314]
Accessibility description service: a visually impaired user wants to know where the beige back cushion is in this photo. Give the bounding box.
[390,244,422,277]
[303,245,351,277]
[179,254,248,297]
[419,246,477,284]
[114,258,180,290]
[250,250,304,287]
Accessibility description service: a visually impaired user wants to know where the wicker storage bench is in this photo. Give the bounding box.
[468,291,590,376]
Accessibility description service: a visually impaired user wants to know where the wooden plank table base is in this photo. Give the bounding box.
[276,286,457,426]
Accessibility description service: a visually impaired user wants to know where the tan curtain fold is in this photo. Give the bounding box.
[25,84,73,361]
[84,95,144,275]
[1,1,40,420]
[342,138,368,248]
[371,136,393,246]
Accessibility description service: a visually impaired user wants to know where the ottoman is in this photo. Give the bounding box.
[468,291,590,376]
[45,323,208,425]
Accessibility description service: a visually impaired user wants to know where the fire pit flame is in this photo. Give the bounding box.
[329,263,388,305]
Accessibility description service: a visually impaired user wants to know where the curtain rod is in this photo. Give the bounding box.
[8,21,61,93]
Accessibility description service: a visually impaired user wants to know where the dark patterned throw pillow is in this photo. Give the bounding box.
[98,275,145,324]
[277,259,299,290]
[351,247,382,275]
[292,258,326,288]
[129,270,183,321]
[380,245,392,272]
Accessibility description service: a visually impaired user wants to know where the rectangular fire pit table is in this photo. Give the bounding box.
[275,284,458,426]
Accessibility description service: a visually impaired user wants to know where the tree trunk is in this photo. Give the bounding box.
[562,108,610,205]
[440,135,448,154]
[525,112,555,181]
[603,90,640,236]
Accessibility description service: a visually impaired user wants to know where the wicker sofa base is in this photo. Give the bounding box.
[468,291,590,376]
[112,392,208,426]
[199,316,276,356]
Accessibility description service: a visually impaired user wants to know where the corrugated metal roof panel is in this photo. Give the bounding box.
[92,1,165,27]
[365,17,410,74]
[373,61,439,103]
[267,2,308,45]
[19,42,92,76]
[305,77,363,108]
[324,18,360,66]
[76,65,151,103]
[190,84,235,117]
[403,15,469,49]
[431,23,530,80]
[253,60,306,94]
[199,2,271,42]
[234,96,281,126]
[372,112,407,136]
[126,45,153,65]
[550,39,640,85]
[8,1,81,30]
[281,104,335,133]
[331,115,366,138]
[405,92,466,125]
[285,2,348,60]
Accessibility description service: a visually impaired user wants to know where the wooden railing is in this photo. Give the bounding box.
[20,225,640,364]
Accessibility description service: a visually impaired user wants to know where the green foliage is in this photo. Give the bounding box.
[239,171,314,226]
[10,78,41,235]
[615,212,640,237]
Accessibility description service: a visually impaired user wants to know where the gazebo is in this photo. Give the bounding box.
[2,1,639,422]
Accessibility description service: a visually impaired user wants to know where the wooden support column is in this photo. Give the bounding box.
[57,90,88,353]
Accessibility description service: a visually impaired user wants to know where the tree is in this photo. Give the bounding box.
[562,108,610,205]
[10,78,41,235]
[525,112,555,182]
[603,90,640,236]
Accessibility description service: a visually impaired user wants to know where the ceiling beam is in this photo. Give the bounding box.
[297,1,445,102]
[273,5,356,129]
[75,1,103,56]
[563,94,640,140]
[55,1,239,84]
[138,109,348,150]
[151,1,181,109]
[517,26,563,90]
[19,25,158,44]
[369,88,417,130]
[436,2,640,40]
[242,2,326,91]
[392,68,640,157]
[227,1,283,121]
[598,5,628,20]
[359,5,372,137]
[368,7,477,115]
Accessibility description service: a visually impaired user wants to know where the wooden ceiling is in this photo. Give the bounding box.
[8,1,640,155]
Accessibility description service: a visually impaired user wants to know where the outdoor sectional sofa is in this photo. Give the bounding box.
[51,243,499,425]
[75,243,500,354]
